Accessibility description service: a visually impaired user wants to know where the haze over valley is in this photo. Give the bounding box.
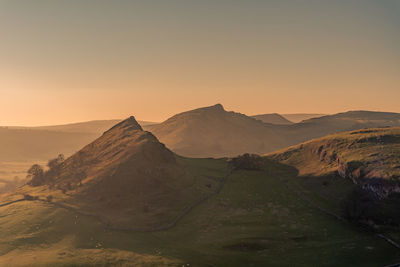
[1,0,400,266]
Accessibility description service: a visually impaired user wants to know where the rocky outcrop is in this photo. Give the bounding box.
[336,159,365,183]
[360,179,400,199]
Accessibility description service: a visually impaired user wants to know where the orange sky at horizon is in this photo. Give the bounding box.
[1,0,399,126]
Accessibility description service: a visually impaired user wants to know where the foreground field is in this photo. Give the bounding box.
[0,158,399,266]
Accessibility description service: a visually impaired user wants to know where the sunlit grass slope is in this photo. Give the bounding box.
[269,127,400,179]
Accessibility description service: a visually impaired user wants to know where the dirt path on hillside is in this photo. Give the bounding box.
[0,198,26,208]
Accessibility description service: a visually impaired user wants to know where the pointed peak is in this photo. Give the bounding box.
[105,116,143,133]
[199,103,225,112]
[211,103,224,110]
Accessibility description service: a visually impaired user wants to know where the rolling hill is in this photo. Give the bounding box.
[281,110,400,147]
[2,106,400,196]
[1,123,399,265]
[0,119,158,190]
[148,104,288,157]
[2,107,400,163]
[269,127,400,181]
[251,113,293,125]
[13,116,220,230]
[268,128,400,237]
[148,105,400,158]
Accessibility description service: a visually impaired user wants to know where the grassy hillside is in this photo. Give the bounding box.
[275,111,400,148]
[251,113,293,125]
[150,104,288,157]
[1,158,399,266]
[268,127,400,242]
[268,127,400,180]
[18,116,224,230]
[0,120,157,192]
[149,105,400,158]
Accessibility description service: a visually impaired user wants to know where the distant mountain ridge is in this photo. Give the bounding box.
[149,105,400,157]
[282,113,327,123]
[251,113,293,125]
[149,104,288,157]
[6,119,158,133]
[1,105,400,162]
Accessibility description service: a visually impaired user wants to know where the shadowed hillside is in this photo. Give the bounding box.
[15,116,221,230]
[251,113,293,125]
[268,128,400,236]
[0,120,159,189]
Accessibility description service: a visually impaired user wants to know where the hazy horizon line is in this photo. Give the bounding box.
[4,105,400,127]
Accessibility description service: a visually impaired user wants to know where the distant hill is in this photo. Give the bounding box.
[282,113,327,123]
[8,119,157,134]
[33,120,123,133]
[251,113,293,125]
[0,127,98,162]
[2,107,400,162]
[283,110,400,146]
[269,127,400,181]
[148,105,400,157]
[149,104,288,157]
[0,120,158,162]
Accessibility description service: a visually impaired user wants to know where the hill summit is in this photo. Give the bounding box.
[104,116,143,133]
[24,116,217,230]
[148,104,287,157]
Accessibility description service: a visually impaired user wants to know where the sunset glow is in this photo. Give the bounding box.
[1,0,399,125]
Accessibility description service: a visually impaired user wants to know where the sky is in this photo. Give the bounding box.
[0,0,399,126]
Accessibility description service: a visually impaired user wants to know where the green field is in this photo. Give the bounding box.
[1,158,399,266]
